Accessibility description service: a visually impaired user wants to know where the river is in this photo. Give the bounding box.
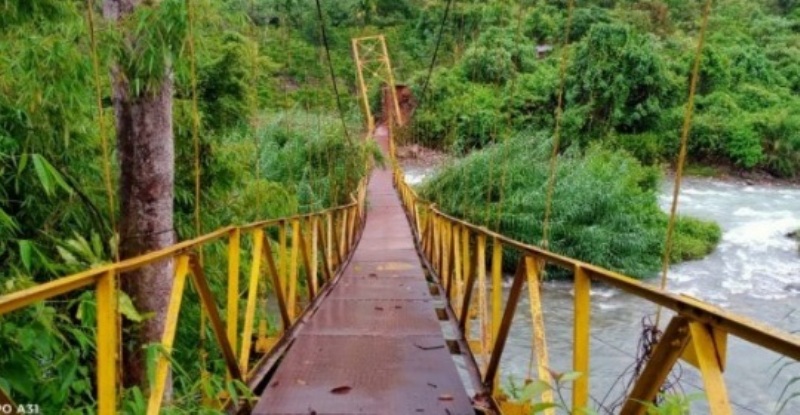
[407,170,800,413]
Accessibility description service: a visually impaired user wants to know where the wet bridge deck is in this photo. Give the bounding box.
[253,129,473,414]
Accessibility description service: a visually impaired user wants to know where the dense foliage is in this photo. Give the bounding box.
[0,0,376,412]
[407,0,800,178]
[0,0,795,411]
[420,133,721,277]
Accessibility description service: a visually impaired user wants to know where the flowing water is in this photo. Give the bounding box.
[409,169,800,413]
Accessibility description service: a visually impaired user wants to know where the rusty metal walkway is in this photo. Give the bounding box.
[252,127,474,414]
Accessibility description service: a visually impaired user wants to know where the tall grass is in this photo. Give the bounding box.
[419,132,720,279]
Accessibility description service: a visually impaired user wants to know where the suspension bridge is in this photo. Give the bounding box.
[1,10,800,415]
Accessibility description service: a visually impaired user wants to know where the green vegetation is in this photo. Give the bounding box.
[0,0,794,411]
[0,0,376,411]
[420,134,720,278]
[407,0,800,179]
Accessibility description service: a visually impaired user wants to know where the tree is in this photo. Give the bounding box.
[103,0,185,394]
[567,23,677,140]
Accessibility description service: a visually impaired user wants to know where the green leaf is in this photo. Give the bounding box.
[0,207,18,232]
[559,371,583,382]
[520,380,550,401]
[118,291,145,322]
[529,402,558,414]
[19,240,32,271]
[56,246,79,265]
[31,153,55,196]
[30,153,73,197]
[16,152,29,177]
[91,232,104,258]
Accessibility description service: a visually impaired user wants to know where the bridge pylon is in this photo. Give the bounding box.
[352,34,402,132]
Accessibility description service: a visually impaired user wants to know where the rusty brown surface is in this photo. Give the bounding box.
[253,127,473,414]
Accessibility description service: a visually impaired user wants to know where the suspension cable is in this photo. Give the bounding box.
[84,0,123,396]
[184,0,210,401]
[540,0,576,250]
[185,0,202,241]
[417,0,453,112]
[526,0,576,382]
[84,0,116,244]
[655,0,713,327]
[314,0,352,144]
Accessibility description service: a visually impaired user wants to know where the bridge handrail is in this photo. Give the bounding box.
[0,178,369,415]
[387,130,800,414]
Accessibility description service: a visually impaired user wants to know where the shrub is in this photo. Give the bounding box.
[461,45,515,84]
[671,216,722,261]
[567,23,678,136]
[420,134,720,279]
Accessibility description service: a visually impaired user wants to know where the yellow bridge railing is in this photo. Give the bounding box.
[0,180,367,415]
[389,130,800,415]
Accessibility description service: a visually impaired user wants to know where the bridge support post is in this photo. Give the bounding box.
[572,266,591,410]
[620,317,690,415]
[96,270,118,415]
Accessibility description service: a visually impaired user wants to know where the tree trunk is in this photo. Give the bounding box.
[104,0,176,394]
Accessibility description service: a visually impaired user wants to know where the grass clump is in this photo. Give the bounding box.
[671,216,722,261]
[419,133,720,279]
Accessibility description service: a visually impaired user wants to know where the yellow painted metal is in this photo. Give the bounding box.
[0,228,231,316]
[461,226,471,341]
[498,399,531,415]
[378,34,403,125]
[310,216,319,295]
[326,212,335,270]
[278,221,288,299]
[96,271,117,415]
[442,221,452,294]
[296,221,315,301]
[414,203,422,234]
[147,255,189,415]
[255,319,271,353]
[393,201,800,362]
[351,38,374,132]
[433,216,442,273]
[339,210,347,260]
[491,239,502,346]
[347,207,356,249]
[384,120,800,413]
[226,228,241,354]
[0,180,370,414]
[288,219,300,321]
[452,226,463,313]
[682,323,728,371]
[351,35,403,130]
[490,240,503,388]
[262,237,290,329]
[524,256,553,408]
[477,234,489,371]
[620,316,691,415]
[689,322,732,415]
[315,224,332,283]
[188,257,244,383]
[239,229,264,374]
[572,266,591,410]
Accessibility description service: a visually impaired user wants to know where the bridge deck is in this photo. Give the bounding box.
[253,128,473,414]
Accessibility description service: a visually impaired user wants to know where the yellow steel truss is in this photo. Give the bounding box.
[388,119,800,414]
[0,181,368,415]
[352,35,403,132]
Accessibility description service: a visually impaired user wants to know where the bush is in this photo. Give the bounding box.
[419,134,720,279]
[671,216,722,261]
[567,23,678,137]
[612,132,669,165]
[257,110,376,210]
[461,45,515,84]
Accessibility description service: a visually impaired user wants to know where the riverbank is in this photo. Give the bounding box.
[678,162,800,187]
